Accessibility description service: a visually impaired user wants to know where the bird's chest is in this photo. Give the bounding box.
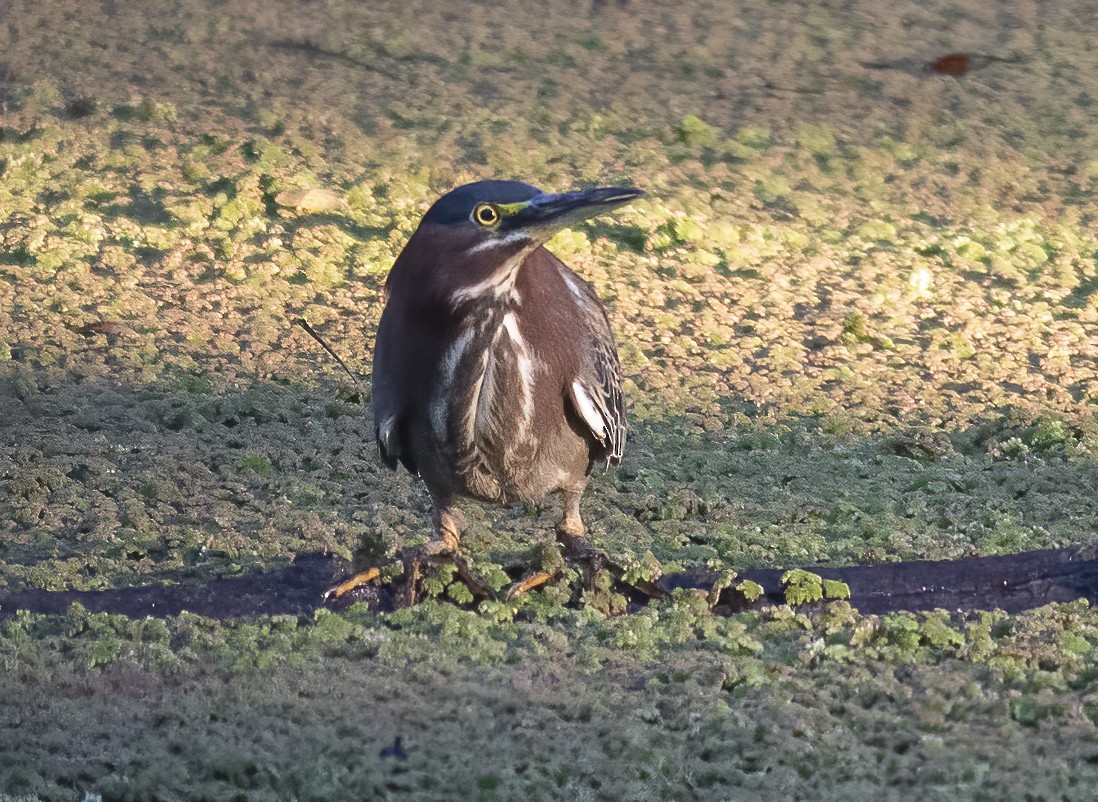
[428,307,540,499]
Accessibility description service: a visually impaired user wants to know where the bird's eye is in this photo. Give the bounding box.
[473,203,500,227]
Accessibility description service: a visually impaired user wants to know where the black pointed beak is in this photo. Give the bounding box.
[507,186,645,239]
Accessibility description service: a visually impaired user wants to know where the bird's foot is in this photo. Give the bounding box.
[325,530,665,609]
[397,540,495,607]
[557,529,665,601]
[323,566,383,601]
[505,570,557,598]
[494,527,668,607]
[324,537,495,608]
[557,531,607,570]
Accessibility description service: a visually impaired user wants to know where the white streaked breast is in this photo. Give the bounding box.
[501,311,536,429]
[451,245,533,304]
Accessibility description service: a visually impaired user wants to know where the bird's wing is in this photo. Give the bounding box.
[371,354,402,472]
[371,301,415,474]
[564,273,626,465]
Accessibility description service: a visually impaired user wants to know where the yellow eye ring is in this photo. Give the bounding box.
[473,203,500,227]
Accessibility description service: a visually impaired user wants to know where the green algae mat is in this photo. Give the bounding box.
[2,0,1098,798]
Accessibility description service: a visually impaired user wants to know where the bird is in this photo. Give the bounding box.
[327,179,644,605]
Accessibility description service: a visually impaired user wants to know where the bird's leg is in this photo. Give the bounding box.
[555,485,607,577]
[321,508,467,603]
[506,485,592,598]
[396,504,463,607]
[433,505,465,553]
[397,504,495,607]
[552,484,663,600]
[505,487,588,598]
[323,505,475,604]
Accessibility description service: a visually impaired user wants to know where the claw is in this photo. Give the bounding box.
[505,570,557,598]
[323,566,382,600]
[324,522,653,609]
[450,553,496,599]
[558,531,665,600]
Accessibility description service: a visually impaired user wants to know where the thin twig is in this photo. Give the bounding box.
[295,317,369,399]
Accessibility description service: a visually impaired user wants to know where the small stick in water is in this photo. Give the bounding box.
[295,317,369,400]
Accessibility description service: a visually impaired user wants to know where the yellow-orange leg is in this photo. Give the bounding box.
[505,570,557,598]
[323,566,382,600]
[325,503,498,606]
[557,487,664,600]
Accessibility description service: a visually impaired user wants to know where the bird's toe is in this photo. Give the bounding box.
[323,566,383,601]
[505,570,558,598]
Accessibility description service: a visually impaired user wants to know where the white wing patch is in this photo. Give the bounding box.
[562,272,589,304]
[570,381,607,443]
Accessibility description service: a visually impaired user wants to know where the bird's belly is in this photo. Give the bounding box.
[440,357,538,502]
[446,418,586,505]
[424,317,584,503]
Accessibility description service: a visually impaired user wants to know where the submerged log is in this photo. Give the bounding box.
[1,545,1095,620]
[660,543,1098,616]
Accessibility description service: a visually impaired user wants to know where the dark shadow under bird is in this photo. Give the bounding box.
[327,180,646,605]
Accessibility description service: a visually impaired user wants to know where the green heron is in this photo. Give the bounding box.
[328,180,644,604]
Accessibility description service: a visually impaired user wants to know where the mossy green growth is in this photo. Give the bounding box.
[918,610,964,649]
[885,138,919,163]
[1026,416,1069,450]
[857,220,897,242]
[135,99,178,123]
[797,123,837,157]
[237,451,273,477]
[580,568,629,616]
[773,574,848,607]
[621,550,663,586]
[20,81,63,113]
[753,175,793,204]
[735,125,771,149]
[545,228,591,262]
[821,579,851,600]
[841,311,896,350]
[735,580,765,603]
[706,569,738,606]
[647,216,705,251]
[781,569,824,605]
[676,115,718,147]
[419,562,459,600]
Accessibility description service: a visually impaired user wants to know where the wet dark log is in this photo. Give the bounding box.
[0,554,337,621]
[1,545,1095,620]
[659,543,1098,615]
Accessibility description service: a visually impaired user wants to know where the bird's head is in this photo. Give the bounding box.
[392,180,644,302]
